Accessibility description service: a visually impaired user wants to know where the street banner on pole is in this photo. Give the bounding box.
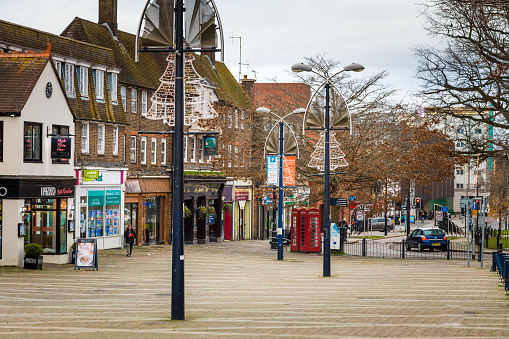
[267,156,278,185]
[283,156,296,186]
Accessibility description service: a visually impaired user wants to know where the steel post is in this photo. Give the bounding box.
[278,122,284,260]
[171,0,185,320]
[323,82,331,277]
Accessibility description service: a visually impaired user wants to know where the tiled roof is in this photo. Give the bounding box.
[0,19,115,66]
[61,18,250,108]
[0,52,49,114]
[62,18,166,89]
[0,19,127,124]
[193,56,250,108]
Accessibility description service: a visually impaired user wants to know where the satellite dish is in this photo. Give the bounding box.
[135,0,224,61]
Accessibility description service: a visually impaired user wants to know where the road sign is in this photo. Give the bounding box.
[441,206,448,213]
[436,211,443,221]
[356,211,363,219]
[330,198,347,207]
[348,195,355,202]
[472,210,478,217]
[349,202,359,209]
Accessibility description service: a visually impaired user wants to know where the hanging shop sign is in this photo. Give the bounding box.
[74,238,98,271]
[267,156,278,186]
[50,137,71,159]
[283,156,296,187]
[204,136,218,155]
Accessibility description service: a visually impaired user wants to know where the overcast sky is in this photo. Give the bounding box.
[2,0,435,102]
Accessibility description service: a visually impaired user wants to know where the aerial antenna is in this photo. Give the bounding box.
[230,34,249,82]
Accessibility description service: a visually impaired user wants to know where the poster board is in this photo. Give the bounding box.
[330,223,340,250]
[74,238,98,271]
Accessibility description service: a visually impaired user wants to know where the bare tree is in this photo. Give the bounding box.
[415,0,509,159]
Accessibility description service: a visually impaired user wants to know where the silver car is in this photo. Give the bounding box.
[370,217,394,232]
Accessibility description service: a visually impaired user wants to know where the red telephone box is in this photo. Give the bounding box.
[299,209,308,252]
[291,208,302,252]
[307,208,322,253]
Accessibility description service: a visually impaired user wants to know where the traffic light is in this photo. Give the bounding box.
[473,198,481,210]
[415,198,422,209]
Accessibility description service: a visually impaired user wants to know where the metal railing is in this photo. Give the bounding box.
[343,239,469,260]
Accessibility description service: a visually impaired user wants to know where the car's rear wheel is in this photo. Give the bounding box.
[418,243,424,252]
[441,246,447,252]
[406,242,411,251]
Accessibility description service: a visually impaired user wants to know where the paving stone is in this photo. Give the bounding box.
[0,240,507,338]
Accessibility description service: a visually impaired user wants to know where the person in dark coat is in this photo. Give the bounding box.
[124,224,136,256]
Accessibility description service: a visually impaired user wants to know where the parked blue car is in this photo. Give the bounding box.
[406,228,447,252]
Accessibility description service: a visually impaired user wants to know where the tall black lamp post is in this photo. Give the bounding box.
[256,107,304,260]
[291,62,364,277]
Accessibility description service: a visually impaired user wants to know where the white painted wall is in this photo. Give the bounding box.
[0,60,75,267]
[0,62,74,177]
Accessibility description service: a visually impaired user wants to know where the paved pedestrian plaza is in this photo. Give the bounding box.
[0,240,507,338]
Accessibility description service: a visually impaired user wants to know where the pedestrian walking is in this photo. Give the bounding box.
[124,224,136,257]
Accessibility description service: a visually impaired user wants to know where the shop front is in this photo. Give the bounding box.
[124,177,170,246]
[76,169,126,250]
[0,177,75,266]
[184,176,225,244]
[234,187,252,240]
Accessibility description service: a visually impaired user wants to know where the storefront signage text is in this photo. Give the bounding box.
[235,189,249,201]
[41,187,56,196]
[41,186,74,197]
[184,183,220,196]
[106,190,121,205]
[83,170,100,181]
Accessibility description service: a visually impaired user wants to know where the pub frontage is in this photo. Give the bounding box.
[184,173,226,244]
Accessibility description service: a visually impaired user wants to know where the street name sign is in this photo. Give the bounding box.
[330,198,347,207]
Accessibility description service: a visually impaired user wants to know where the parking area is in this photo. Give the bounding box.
[0,240,508,338]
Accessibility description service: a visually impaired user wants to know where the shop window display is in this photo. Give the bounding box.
[82,188,121,238]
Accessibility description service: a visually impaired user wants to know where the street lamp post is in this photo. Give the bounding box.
[172,0,185,320]
[256,107,304,261]
[291,62,364,277]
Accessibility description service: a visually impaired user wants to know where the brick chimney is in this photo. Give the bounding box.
[240,75,255,100]
[99,0,118,37]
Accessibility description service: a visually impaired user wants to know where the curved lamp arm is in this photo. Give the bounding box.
[256,107,304,159]
[293,62,364,136]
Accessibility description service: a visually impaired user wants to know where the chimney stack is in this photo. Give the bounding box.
[240,75,255,100]
[99,0,118,37]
